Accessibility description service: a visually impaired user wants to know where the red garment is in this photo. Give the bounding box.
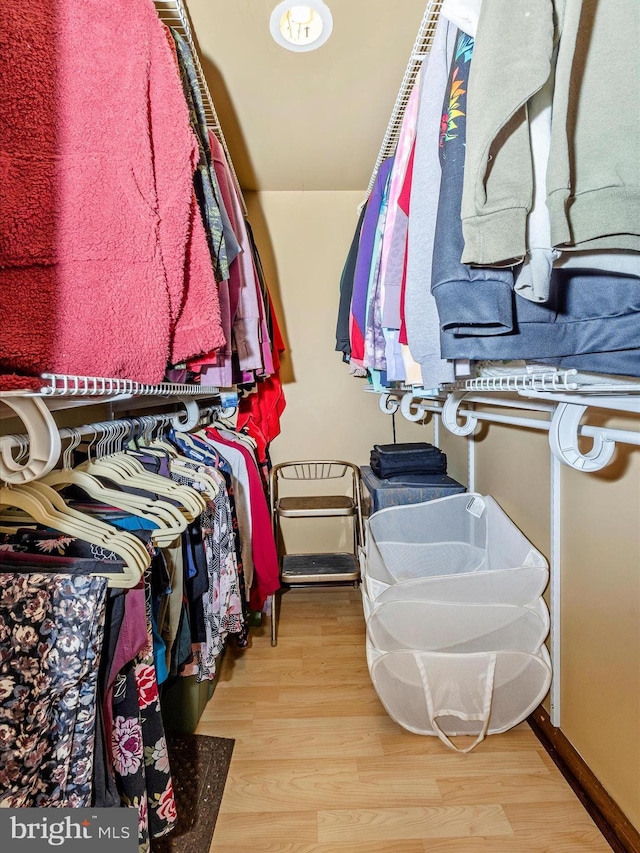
[204,427,279,611]
[0,0,224,389]
[236,295,286,466]
[398,140,416,346]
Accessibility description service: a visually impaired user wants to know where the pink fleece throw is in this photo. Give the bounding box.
[0,0,225,389]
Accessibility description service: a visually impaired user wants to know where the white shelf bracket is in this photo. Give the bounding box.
[0,397,61,483]
[549,402,617,472]
[400,391,428,422]
[441,390,478,436]
[170,398,202,432]
[379,392,400,415]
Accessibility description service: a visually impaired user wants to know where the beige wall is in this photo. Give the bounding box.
[559,421,640,825]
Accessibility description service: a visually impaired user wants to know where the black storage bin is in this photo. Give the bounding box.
[369,442,447,479]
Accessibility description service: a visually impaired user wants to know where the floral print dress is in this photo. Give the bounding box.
[111,570,176,853]
[0,572,108,807]
[0,528,177,852]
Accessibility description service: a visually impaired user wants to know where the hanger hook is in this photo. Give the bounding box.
[97,422,109,459]
[0,397,61,483]
[143,416,154,445]
[116,419,130,454]
[62,427,82,469]
[101,421,112,457]
[171,398,201,432]
[6,434,28,464]
[109,420,122,456]
[157,413,171,441]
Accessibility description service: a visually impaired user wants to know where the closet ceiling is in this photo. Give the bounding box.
[186,0,429,192]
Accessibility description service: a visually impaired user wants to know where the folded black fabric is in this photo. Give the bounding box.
[379,473,457,487]
[370,442,447,478]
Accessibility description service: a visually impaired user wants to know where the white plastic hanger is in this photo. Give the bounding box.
[0,484,148,587]
[78,422,205,520]
[170,458,221,499]
[40,428,187,547]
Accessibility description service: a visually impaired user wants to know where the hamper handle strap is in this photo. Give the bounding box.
[416,653,497,754]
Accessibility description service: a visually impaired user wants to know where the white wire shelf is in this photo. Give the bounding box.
[0,373,227,420]
[454,371,640,396]
[153,0,247,216]
[33,373,220,398]
[365,0,443,199]
[453,371,582,393]
[364,369,640,399]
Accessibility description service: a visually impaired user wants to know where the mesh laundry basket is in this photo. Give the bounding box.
[370,646,551,752]
[366,598,549,660]
[363,493,548,606]
[366,598,551,752]
[361,565,548,621]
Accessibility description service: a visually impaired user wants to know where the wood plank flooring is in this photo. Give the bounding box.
[197,588,610,852]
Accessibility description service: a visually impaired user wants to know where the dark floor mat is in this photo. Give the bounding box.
[153,733,235,853]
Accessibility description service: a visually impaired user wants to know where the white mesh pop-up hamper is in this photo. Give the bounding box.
[362,493,548,616]
[366,599,552,752]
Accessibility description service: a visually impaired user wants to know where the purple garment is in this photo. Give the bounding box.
[351,157,394,364]
[198,278,233,388]
[103,585,147,759]
[364,175,392,371]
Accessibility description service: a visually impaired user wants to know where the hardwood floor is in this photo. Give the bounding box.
[197,587,610,852]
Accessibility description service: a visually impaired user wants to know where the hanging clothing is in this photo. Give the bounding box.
[169,28,231,283]
[546,0,640,253]
[404,15,458,389]
[169,428,279,611]
[460,0,640,265]
[236,291,287,469]
[171,461,244,681]
[350,158,394,367]
[201,430,255,592]
[431,31,516,340]
[203,426,279,611]
[336,204,367,362]
[192,132,244,386]
[111,573,176,852]
[379,83,420,333]
[363,168,392,372]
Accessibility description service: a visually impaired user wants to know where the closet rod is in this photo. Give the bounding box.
[364,0,443,200]
[0,396,232,484]
[153,0,248,216]
[1,407,215,456]
[377,390,640,472]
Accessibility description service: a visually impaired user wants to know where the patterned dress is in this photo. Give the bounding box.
[170,459,246,681]
[0,528,177,852]
[0,572,107,807]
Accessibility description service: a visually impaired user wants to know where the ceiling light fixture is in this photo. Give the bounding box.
[270,1,333,52]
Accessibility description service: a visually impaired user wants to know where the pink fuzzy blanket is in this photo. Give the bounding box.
[0,0,224,389]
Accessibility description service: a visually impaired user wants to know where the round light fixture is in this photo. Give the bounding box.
[270,1,333,52]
